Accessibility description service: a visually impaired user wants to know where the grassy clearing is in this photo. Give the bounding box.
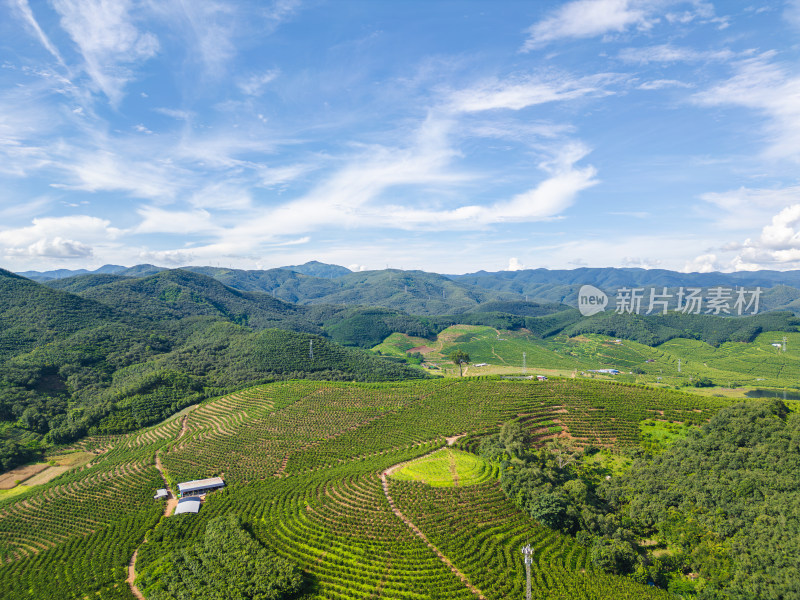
[579,451,632,482]
[390,448,497,487]
[0,484,32,501]
[639,419,696,453]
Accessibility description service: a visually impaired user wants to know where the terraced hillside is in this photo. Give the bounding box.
[0,378,729,599]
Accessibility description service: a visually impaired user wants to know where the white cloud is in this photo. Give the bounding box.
[682,253,720,273]
[135,206,219,235]
[11,0,66,66]
[347,264,367,272]
[505,257,525,271]
[0,215,120,259]
[522,1,727,50]
[693,54,800,161]
[258,164,312,187]
[238,70,279,96]
[138,248,195,265]
[699,186,800,230]
[154,107,194,121]
[621,256,662,268]
[637,79,693,90]
[619,44,736,64]
[50,149,181,199]
[755,204,800,250]
[6,237,93,259]
[448,74,614,113]
[274,141,596,232]
[268,236,310,247]
[694,203,800,270]
[53,0,159,104]
[190,183,252,211]
[522,0,653,50]
[785,0,800,29]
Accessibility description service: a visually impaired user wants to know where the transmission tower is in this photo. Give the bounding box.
[522,544,534,600]
[677,358,681,373]
[522,352,527,374]
[309,340,314,361]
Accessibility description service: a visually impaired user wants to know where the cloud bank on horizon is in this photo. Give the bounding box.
[1,0,800,274]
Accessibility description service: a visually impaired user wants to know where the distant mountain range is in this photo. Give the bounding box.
[19,262,800,315]
[16,260,352,282]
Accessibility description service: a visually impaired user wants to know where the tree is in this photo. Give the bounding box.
[448,350,470,376]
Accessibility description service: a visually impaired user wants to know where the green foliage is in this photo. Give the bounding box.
[604,400,800,599]
[449,349,470,375]
[590,538,639,575]
[137,514,303,600]
[563,310,799,347]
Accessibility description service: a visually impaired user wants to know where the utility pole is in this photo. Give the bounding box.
[522,544,533,600]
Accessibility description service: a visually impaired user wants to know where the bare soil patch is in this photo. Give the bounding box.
[0,464,49,489]
[25,466,72,486]
[408,345,434,354]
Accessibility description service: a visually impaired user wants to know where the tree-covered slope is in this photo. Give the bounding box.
[604,400,800,599]
[0,268,123,361]
[0,273,429,471]
[52,269,320,333]
[562,310,799,346]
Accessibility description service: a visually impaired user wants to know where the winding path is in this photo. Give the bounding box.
[380,435,485,598]
[127,414,191,599]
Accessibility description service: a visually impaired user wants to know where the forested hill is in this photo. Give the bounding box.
[47,269,320,333]
[0,268,122,360]
[46,265,518,315]
[605,400,800,599]
[0,272,428,472]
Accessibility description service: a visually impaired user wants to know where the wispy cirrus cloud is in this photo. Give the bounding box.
[446,73,617,112]
[618,43,737,64]
[521,1,722,51]
[637,79,693,90]
[693,53,800,161]
[52,0,159,104]
[522,0,653,50]
[10,0,66,65]
[238,70,280,96]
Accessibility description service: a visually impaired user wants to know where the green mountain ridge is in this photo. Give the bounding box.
[35,263,800,314]
[0,272,428,471]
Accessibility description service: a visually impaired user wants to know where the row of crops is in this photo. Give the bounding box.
[0,377,730,598]
[389,480,672,599]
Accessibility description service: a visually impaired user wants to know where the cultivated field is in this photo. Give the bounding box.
[377,327,800,391]
[0,377,731,599]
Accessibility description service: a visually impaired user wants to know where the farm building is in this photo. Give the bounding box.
[177,477,225,497]
[536,375,548,381]
[174,496,201,515]
[153,488,168,500]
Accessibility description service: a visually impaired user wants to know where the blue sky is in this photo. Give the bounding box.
[1,0,800,274]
